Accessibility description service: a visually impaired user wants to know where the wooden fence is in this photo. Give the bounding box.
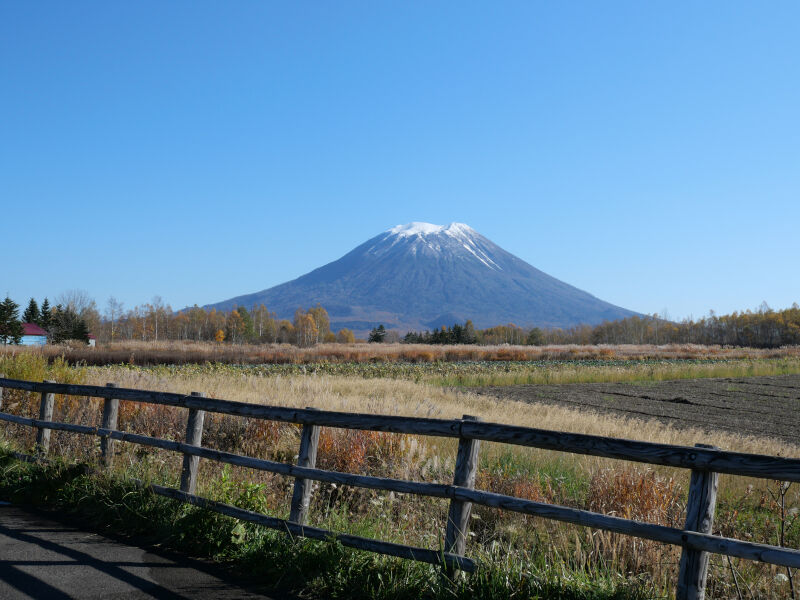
[0,375,799,599]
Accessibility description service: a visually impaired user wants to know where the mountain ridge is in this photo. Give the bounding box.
[204,222,639,335]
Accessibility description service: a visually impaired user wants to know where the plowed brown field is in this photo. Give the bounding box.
[470,375,800,443]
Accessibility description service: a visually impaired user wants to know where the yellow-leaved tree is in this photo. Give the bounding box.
[336,328,355,343]
[294,313,318,348]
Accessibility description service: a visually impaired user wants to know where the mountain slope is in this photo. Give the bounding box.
[205,222,639,334]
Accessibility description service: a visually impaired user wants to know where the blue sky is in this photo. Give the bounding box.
[3,2,799,321]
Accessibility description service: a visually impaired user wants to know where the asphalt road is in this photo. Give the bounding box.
[0,503,284,599]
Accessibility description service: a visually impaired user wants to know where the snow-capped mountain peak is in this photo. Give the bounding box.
[387,222,476,239]
[376,222,502,270]
[388,222,445,237]
[378,222,498,269]
[205,222,639,335]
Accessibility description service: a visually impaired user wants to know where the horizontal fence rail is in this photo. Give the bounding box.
[2,377,800,482]
[146,483,475,571]
[1,376,799,599]
[1,410,798,570]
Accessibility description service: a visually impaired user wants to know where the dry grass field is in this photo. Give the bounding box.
[3,339,800,366]
[79,365,800,460]
[1,351,799,597]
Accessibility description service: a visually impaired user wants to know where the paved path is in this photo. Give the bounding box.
[0,503,282,599]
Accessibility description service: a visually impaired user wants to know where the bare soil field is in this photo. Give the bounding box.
[470,374,800,444]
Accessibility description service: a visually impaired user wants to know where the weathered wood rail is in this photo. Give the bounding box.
[0,375,799,600]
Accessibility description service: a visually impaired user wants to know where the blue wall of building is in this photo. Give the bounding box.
[20,335,47,346]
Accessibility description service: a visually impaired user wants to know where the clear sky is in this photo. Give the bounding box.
[3,2,799,321]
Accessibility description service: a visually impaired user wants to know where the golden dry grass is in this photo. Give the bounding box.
[82,367,800,461]
[4,339,800,366]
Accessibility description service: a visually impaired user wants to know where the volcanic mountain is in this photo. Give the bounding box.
[205,222,639,335]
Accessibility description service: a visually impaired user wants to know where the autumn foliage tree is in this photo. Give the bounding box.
[225,309,246,343]
[307,304,331,343]
[336,328,355,343]
[294,312,318,348]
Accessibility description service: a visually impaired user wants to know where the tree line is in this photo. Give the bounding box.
[1,291,357,348]
[3,289,799,349]
[401,322,478,344]
[390,304,800,348]
[101,297,357,347]
[579,304,800,348]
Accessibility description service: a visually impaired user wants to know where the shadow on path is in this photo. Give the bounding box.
[0,504,288,599]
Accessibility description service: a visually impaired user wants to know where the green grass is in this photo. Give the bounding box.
[481,448,591,501]
[0,449,659,600]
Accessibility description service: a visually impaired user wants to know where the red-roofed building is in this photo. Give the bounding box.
[21,323,48,346]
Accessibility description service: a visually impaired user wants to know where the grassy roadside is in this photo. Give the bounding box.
[0,450,657,600]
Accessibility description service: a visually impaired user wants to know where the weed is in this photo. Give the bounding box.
[0,452,656,600]
[1,354,799,597]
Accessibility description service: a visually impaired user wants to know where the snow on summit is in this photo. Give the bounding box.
[388,222,476,238]
[388,222,444,237]
[381,222,500,270]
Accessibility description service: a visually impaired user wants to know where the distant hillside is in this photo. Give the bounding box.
[205,222,639,335]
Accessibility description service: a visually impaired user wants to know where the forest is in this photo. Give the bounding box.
[2,290,799,349]
[543,303,800,348]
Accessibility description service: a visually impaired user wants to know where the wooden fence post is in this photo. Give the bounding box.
[100,383,119,468]
[289,408,321,525]
[179,392,206,495]
[35,380,56,455]
[677,444,719,600]
[443,414,482,579]
[0,373,4,411]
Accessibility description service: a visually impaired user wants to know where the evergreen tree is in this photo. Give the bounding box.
[50,304,90,343]
[0,296,24,344]
[72,318,90,343]
[463,320,477,344]
[50,305,67,343]
[38,298,52,330]
[400,321,478,345]
[403,331,423,343]
[22,298,40,324]
[368,324,386,343]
